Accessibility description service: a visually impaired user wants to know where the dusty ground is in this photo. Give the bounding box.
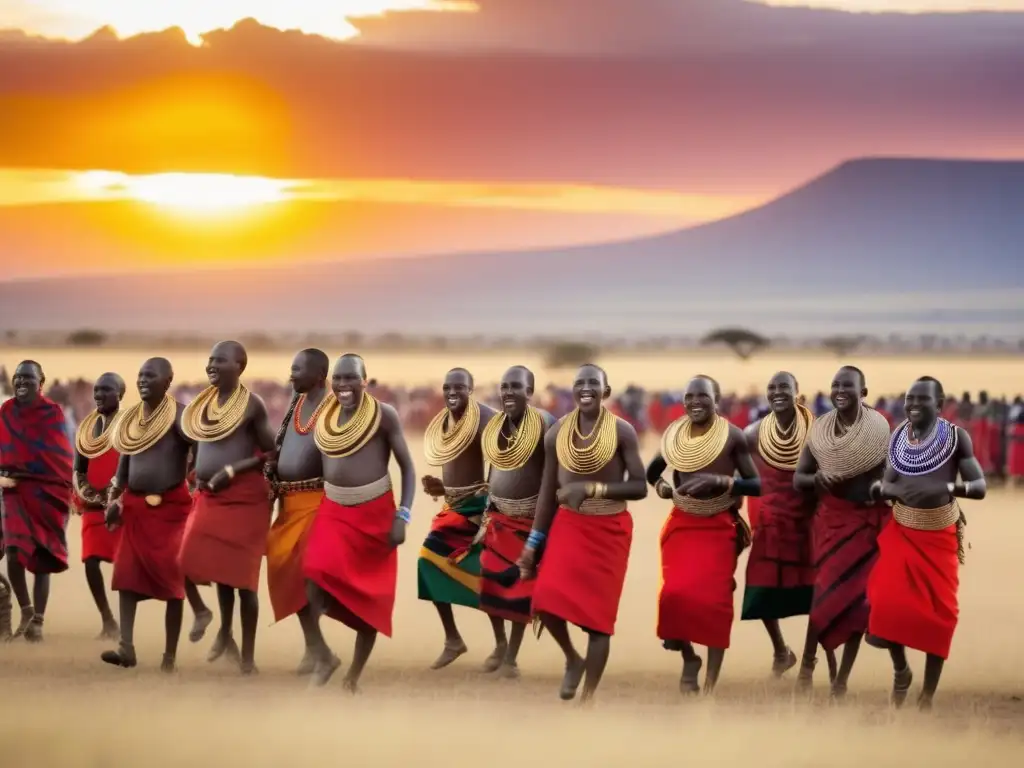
[2,439,1023,766]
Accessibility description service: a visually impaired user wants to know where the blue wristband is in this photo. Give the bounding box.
[397,506,412,523]
[526,529,546,548]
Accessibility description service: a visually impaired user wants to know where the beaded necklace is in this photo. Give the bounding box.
[181,385,251,442]
[423,399,481,467]
[555,407,618,474]
[482,406,545,472]
[806,405,890,480]
[661,414,729,473]
[293,392,331,436]
[75,409,119,459]
[111,395,177,456]
[758,404,813,471]
[314,392,381,458]
[888,417,957,476]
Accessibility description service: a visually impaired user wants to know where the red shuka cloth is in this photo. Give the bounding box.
[742,459,816,607]
[1009,423,1024,478]
[112,484,192,601]
[968,418,993,474]
[0,396,73,573]
[77,447,123,563]
[303,491,398,637]
[179,471,271,592]
[867,519,959,659]
[658,507,738,648]
[532,506,633,636]
[480,511,534,623]
[810,495,890,651]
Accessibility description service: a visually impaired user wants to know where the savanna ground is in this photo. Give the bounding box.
[2,350,1023,766]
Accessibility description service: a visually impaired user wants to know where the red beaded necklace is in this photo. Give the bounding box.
[293,393,328,435]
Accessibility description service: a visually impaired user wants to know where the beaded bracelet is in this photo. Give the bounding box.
[396,506,412,523]
[526,529,546,549]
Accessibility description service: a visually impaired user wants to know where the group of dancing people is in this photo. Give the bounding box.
[0,344,984,710]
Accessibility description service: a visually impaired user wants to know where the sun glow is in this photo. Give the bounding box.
[74,170,291,213]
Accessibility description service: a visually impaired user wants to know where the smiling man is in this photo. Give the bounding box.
[647,376,761,695]
[72,371,126,641]
[265,348,331,675]
[179,340,276,675]
[518,363,647,704]
[0,360,74,642]
[794,365,892,699]
[417,368,501,670]
[866,376,986,711]
[478,365,556,677]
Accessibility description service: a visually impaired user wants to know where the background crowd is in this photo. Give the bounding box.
[2,365,1022,483]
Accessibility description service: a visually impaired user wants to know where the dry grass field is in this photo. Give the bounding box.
[5,347,1024,397]
[2,434,1023,767]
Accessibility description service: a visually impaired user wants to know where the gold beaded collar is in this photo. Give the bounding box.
[75,409,120,459]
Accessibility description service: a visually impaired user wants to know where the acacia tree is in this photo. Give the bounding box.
[821,334,864,358]
[544,340,599,369]
[701,327,770,360]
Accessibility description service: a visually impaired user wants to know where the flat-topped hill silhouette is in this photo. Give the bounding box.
[2,158,1022,338]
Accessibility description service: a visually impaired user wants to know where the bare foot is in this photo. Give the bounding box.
[430,641,468,670]
[160,654,177,674]
[101,643,138,668]
[680,656,703,694]
[311,654,342,688]
[772,647,798,678]
[206,633,241,665]
[891,665,913,708]
[24,615,43,643]
[796,658,816,691]
[0,576,12,641]
[240,661,259,677]
[559,655,586,700]
[481,644,507,673]
[342,675,360,694]
[497,662,521,680]
[917,693,934,712]
[189,609,214,643]
[296,649,317,676]
[11,607,33,640]
[829,680,848,704]
[96,621,120,642]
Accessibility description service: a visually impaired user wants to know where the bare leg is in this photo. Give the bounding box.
[295,605,318,675]
[539,613,585,700]
[343,629,378,693]
[482,615,509,672]
[830,632,864,700]
[5,548,33,638]
[186,579,213,642]
[162,599,184,672]
[678,641,703,693]
[84,557,119,639]
[797,622,821,689]
[579,632,611,703]
[0,573,11,640]
[763,619,797,677]
[305,580,341,687]
[429,602,467,669]
[24,573,50,642]
[498,622,526,678]
[207,584,240,664]
[237,588,259,675]
[704,647,726,694]
[887,643,913,708]
[101,590,139,668]
[918,654,944,711]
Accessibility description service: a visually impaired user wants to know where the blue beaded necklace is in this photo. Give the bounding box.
[888,417,957,476]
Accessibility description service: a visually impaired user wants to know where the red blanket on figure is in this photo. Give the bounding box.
[657,507,738,649]
[810,495,889,651]
[867,519,959,659]
[480,512,534,623]
[1009,423,1024,478]
[532,506,633,636]
[303,491,398,637]
[78,447,123,563]
[112,484,192,601]
[180,471,271,592]
[0,396,73,573]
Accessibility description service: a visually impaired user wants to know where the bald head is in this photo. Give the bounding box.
[207,340,247,388]
[766,371,798,414]
[94,372,126,416]
[137,358,174,403]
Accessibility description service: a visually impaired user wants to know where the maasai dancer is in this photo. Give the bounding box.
[0,360,73,642]
[741,372,836,685]
[102,358,212,671]
[418,368,501,669]
[866,377,985,711]
[179,341,276,674]
[518,364,647,703]
[265,349,330,675]
[72,371,126,640]
[479,365,556,678]
[303,354,416,691]
[794,365,891,699]
[647,376,760,694]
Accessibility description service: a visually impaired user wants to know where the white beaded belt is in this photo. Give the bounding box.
[576,498,626,516]
[892,501,960,531]
[490,494,538,518]
[444,482,488,507]
[324,476,392,506]
[672,490,735,517]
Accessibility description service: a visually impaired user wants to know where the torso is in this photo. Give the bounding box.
[193,397,262,481]
[277,396,325,482]
[321,404,399,487]
[672,424,743,502]
[556,416,630,488]
[487,411,552,500]
[127,403,193,494]
[440,404,496,489]
[887,425,963,509]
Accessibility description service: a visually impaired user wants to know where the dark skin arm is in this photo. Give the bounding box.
[72,451,101,507]
[646,452,672,498]
[674,428,761,497]
[104,454,130,529]
[950,427,987,500]
[556,420,648,510]
[381,404,416,547]
[206,398,278,492]
[527,426,560,536]
[794,444,838,493]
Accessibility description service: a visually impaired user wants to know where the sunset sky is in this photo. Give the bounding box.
[0,0,1021,280]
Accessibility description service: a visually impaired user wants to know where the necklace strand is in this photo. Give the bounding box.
[758,404,813,471]
[555,407,618,474]
[889,417,957,476]
[181,385,251,443]
[293,392,331,436]
[111,395,177,456]
[314,392,382,458]
[424,399,481,467]
[483,406,545,471]
[661,414,730,473]
[75,409,119,459]
[807,405,890,480]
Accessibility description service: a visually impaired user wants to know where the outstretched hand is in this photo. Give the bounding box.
[421,475,445,499]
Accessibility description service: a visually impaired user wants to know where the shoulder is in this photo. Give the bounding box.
[246,392,268,414]
[478,402,498,420]
[538,409,557,429]
[744,418,762,439]
[727,421,748,447]
[379,401,402,427]
[544,416,567,446]
[864,406,890,426]
[615,415,639,444]
[954,424,974,451]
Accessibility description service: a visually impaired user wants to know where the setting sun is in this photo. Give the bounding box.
[74,170,291,214]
